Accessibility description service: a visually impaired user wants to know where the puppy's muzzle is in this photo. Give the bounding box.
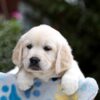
[29,57,41,70]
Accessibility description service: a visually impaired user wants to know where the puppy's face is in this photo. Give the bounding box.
[22,30,57,72]
[12,25,73,74]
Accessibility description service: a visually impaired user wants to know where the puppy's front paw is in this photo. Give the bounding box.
[17,79,34,91]
[61,76,79,95]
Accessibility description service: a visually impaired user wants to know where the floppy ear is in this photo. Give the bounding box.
[55,39,73,75]
[12,39,23,67]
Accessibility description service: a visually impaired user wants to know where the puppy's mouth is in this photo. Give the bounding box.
[29,65,41,71]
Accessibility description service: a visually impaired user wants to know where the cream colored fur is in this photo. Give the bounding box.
[12,25,85,95]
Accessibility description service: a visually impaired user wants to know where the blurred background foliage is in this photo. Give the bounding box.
[0,0,100,99]
[0,18,22,72]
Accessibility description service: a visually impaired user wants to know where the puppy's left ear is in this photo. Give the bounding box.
[55,39,73,75]
[12,38,23,67]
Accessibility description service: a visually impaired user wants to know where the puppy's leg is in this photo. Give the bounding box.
[61,61,85,95]
[16,69,34,91]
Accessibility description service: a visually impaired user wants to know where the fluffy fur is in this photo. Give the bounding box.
[12,25,85,95]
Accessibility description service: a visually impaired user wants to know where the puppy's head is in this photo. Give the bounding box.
[12,25,73,75]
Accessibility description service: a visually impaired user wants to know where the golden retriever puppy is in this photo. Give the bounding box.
[12,25,85,95]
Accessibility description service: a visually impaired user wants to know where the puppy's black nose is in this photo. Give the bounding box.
[30,57,40,65]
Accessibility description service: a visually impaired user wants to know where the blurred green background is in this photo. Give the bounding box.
[0,0,100,99]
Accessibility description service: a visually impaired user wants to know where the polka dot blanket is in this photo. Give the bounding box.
[0,72,99,100]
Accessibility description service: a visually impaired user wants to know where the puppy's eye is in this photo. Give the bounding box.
[27,44,32,49]
[44,46,52,51]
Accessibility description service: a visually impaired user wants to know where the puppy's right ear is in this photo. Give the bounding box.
[12,39,23,67]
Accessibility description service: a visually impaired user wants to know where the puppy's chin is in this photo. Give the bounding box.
[29,66,41,71]
[24,66,43,73]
